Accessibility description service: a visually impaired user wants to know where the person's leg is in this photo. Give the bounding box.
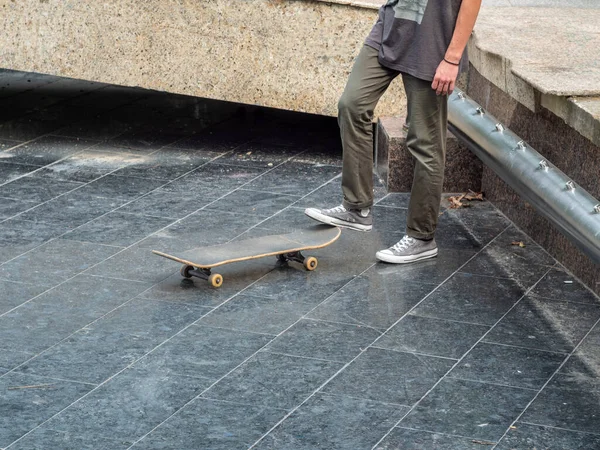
[376,72,448,263]
[305,45,398,231]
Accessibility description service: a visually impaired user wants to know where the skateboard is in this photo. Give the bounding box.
[152,225,341,288]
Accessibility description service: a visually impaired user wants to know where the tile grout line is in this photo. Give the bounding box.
[516,421,600,438]
[491,312,600,449]
[370,264,556,449]
[247,225,513,449]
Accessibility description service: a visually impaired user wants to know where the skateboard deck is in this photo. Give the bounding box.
[152,225,341,288]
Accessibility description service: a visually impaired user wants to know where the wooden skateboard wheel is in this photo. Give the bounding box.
[181,265,194,278]
[304,257,318,271]
[208,273,223,288]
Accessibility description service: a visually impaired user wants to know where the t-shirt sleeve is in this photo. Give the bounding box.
[364,6,385,50]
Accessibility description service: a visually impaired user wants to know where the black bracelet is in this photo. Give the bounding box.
[444,58,460,66]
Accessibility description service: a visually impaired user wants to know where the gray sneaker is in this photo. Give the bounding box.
[376,235,438,263]
[304,205,372,231]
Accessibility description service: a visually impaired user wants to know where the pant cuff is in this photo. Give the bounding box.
[407,230,435,240]
[343,199,373,210]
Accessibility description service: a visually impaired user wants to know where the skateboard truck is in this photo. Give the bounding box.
[180,265,224,288]
[276,251,318,271]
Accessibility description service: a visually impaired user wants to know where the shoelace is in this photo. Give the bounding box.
[391,235,415,252]
[327,205,346,214]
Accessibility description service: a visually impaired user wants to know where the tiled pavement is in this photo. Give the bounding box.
[0,69,599,450]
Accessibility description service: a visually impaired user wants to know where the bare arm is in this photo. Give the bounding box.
[432,0,482,96]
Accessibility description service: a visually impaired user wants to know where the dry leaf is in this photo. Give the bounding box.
[464,190,484,201]
[511,241,526,248]
[448,194,466,209]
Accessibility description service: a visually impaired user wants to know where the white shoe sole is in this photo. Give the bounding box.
[304,208,372,232]
[375,248,438,264]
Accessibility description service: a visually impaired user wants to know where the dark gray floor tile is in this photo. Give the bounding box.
[375,193,411,209]
[203,351,343,410]
[531,267,600,305]
[256,206,320,233]
[18,190,123,229]
[242,263,355,308]
[62,211,174,247]
[40,366,210,445]
[372,246,479,285]
[169,127,253,153]
[483,296,600,353]
[89,298,209,342]
[0,115,76,141]
[0,372,93,448]
[412,272,525,326]
[448,342,567,389]
[521,379,600,435]
[0,302,90,353]
[214,141,303,168]
[160,163,266,196]
[400,378,536,442]
[0,349,35,372]
[0,139,23,154]
[431,214,487,250]
[0,279,47,315]
[111,148,219,181]
[8,427,128,450]
[141,260,274,308]
[16,329,158,385]
[324,348,454,405]
[461,227,554,289]
[265,319,381,363]
[132,398,286,450]
[0,161,38,184]
[54,114,134,141]
[0,176,83,203]
[377,315,490,359]
[0,136,96,167]
[0,197,39,220]
[32,148,144,183]
[496,423,600,450]
[107,123,194,150]
[0,276,148,354]
[118,189,218,219]
[76,174,166,202]
[308,267,433,332]
[375,428,488,449]
[134,324,271,380]
[198,293,309,335]
[291,179,344,209]
[256,393,409,450]
[135,209,266,253]
[445,200,511,246]
[205,189,300,218]
[34,274,149,320]
[90,246,178,283]
[0,239,120,285]
[244,161,341,196]
[369,205,409,238]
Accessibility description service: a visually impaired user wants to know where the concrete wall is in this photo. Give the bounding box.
[0,0,405,118]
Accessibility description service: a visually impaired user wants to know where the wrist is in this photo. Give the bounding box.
[444,50,463,65]
[443,58,460,66]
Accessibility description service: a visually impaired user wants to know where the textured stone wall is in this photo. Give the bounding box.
[0,0,406,118]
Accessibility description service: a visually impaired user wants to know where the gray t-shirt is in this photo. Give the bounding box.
[365,0,467,82]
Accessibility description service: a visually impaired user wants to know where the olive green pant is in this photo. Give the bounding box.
[338,44,448,240]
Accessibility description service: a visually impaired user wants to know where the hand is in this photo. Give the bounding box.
[431,60,459,96]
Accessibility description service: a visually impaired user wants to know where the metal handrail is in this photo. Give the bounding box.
[448,89,600,265]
